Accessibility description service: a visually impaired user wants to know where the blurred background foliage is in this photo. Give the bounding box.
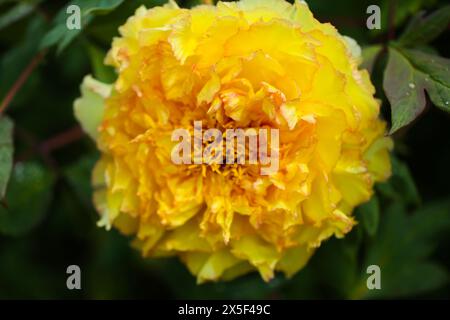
[0,0,450,299]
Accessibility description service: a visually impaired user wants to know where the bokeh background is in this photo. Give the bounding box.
[0,0,449,299]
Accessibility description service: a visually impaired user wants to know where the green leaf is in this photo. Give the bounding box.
[313,237,359,298]
[40,0,125,54]
[85,42,116,83]
[361,45,382,74]
[399,5,450,47]
[40,23,83,55]
[352,200,450,299]
[377,156,420,207]
[64,154,98,206]
[82,0,125,16]
[391,156,420,206]
[358,196,380,236]
[0,116,14,199]
[400,49,450,113]
[0,162,54,236]
[377,262,448,298]
[0,16,46,102]
[409,199,450,242]
[383,48,426,133]
[383,47,450,133]
[74,75,111,141]
[376,0,437,36]
[0,1,41,31]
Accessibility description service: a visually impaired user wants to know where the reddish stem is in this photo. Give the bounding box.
[0,51,46,115]
[15,126,85,172]
[40,126,85,154]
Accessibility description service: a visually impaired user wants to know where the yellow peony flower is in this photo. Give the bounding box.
[74,0,392,283]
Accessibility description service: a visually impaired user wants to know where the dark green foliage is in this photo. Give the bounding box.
[0,116,13,199]
[383,3,450,132]
[0,162,54,236]
[0,0,449,299]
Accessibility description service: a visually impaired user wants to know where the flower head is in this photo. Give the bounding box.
[75,0,392,283]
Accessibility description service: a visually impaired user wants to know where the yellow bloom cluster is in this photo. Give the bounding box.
[75,0,392,283]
